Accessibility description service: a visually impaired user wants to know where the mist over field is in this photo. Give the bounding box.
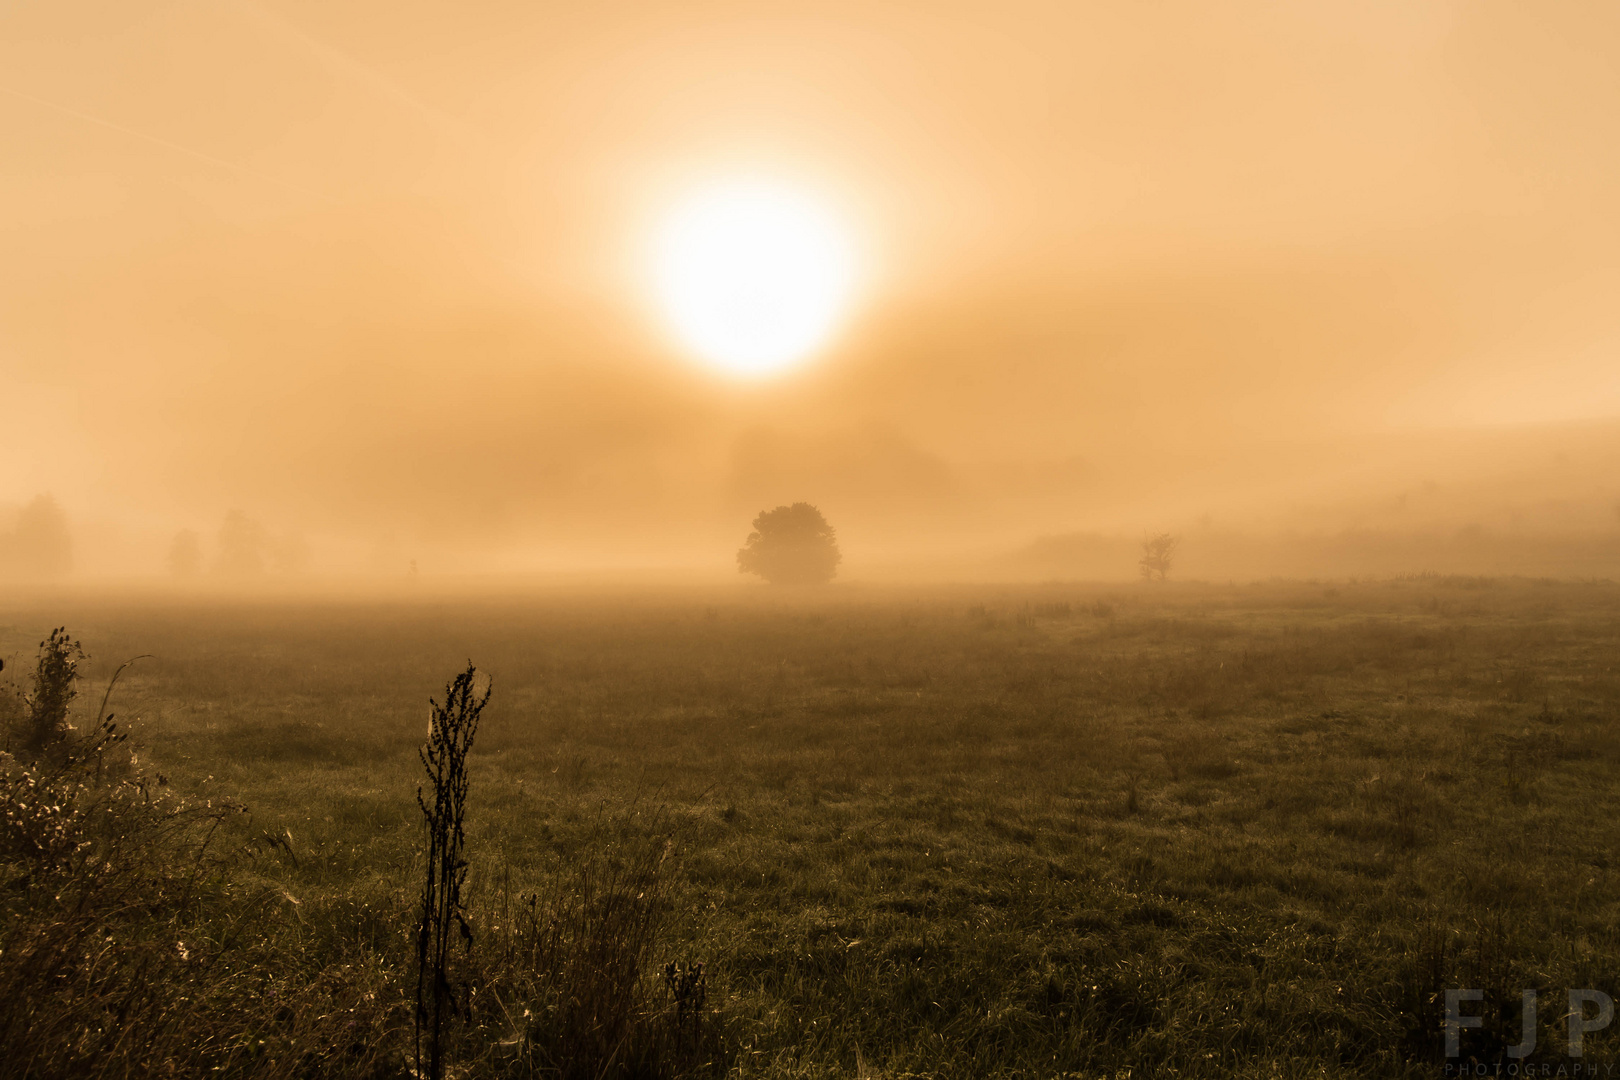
[5,1,1620,583]
[9,8,1620,1076]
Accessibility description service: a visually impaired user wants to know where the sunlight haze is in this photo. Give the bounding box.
[649,178,859,377]
[3,0,1619,580]
[9,9,1620,1073]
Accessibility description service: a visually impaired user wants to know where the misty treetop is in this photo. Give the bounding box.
[737,502,842,585]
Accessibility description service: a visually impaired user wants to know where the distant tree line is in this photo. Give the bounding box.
[168,509,310,578]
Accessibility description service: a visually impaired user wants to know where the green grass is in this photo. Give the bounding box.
[3,576,1619,1076]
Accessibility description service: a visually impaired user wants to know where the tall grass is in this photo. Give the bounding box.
[477,813,722,1079]
[0,631,383,1078]
[0,634,710,1080]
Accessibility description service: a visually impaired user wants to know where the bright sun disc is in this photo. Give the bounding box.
[651,180,857,376]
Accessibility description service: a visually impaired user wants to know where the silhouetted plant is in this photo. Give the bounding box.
[84,653,149,780]
[416,664,490,1080]
[737,503,842,585]
[18,628,84,757]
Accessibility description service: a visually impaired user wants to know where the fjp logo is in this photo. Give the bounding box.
[1445,989,1615,1059]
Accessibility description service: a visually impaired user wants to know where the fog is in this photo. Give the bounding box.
[4,1,1619,581]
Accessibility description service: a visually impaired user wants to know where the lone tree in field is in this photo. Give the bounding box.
[737,503,842,585]
[1139,532,1179,582]
[0,494,73,580]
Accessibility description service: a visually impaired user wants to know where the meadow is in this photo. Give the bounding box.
[3,576,1619,1078]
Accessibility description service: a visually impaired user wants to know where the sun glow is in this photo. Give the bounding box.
[650,179,859,376]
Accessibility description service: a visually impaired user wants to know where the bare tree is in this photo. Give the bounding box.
[1139,533,1179,582]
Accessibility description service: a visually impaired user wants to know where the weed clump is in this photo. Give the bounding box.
[9,627,85,758]
[484,815,723,1079]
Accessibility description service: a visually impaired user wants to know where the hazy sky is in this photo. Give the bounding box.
[4,1,1619,571]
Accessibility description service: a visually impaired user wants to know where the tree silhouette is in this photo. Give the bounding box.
[737,503,841,585]
[1,494,73,579]
[1139,532,1179,582]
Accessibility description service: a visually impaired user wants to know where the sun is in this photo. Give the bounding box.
[649,179,859,377]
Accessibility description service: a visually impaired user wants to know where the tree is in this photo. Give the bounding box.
[2,494,73,579]
[737,503,842,585]
[167,529,203,577]
[1139,532,1179,582]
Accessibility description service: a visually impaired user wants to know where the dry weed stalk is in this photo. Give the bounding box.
[415,663,490,1080]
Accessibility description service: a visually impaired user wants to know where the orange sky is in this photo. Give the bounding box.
[3,1,1619,574]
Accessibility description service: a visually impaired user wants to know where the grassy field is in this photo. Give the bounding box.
[4,576,1620,1077]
